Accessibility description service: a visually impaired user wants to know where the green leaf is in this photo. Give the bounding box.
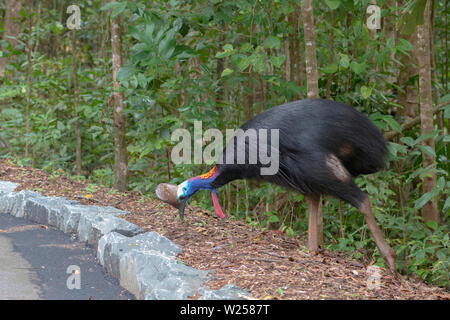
[440,93,450,103]
[443,134,450,143]
[221,68,234,77]
[339,54,350,68]
[417,145,436,157]
[360,86,372,99]
[396,38,413,53]
[231,54,250,72]
[50,22,64,35]
[436,177,445,190]
[223,44,233,51]
[269,55,286,68]
[443,197,450,212]
[216,44,234,58]
[383,116,402,133]
[19,9,27,17]
[240,43,253,53]
[2,108,22,119]
[400,136,415,147]
[322,63,338,74]
[350,61,366,75]
[426,220,438,230]
[112,2,127,18]
[159,28,177,60]
[325,0,341,10]
[414,192,434,209]
[57,121,65,131]
[415,131,438,144]
[250,51,266,73]
[117,66,137,81]
[444,104,450,119]
[263,36,281,49]
[100,1,119,11]
[268,215,280,223]
[388,142,407,157]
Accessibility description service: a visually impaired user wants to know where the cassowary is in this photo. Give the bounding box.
[163,99,397,275]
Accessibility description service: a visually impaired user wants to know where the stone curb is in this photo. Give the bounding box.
[0,180,251,300]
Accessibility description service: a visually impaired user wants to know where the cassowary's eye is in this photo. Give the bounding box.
[183,187,187,192]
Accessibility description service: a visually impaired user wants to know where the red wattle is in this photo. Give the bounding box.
[211,191,225,219]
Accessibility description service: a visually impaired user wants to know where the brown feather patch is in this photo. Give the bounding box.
[326,154,351,182]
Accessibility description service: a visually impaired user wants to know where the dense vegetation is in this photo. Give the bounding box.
[0,0,448,287]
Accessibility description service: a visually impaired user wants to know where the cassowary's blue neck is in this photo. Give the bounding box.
[188,166,221,191]
[179,166,226,219]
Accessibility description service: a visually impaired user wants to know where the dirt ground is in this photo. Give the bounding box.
[0,159,448,300]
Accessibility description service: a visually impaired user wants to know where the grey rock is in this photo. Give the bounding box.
[0,180,19,194]
[0,190,42,218]
[82,205,131,217]
[139,253,209,300]
[97,232,181,267]
[58,203,87,234]
[97,232,206,300]
[24,196,77,225]
[77,211,144,250]
[198,284,252,300]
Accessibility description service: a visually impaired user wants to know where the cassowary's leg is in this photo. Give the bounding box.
[305,195,321,253]
[358,195,397,276]
[321,153,397,275]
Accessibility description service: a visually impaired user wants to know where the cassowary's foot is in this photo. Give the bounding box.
[381,246,397,278]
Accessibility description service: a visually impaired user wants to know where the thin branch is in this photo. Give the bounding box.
[384,103,445,141]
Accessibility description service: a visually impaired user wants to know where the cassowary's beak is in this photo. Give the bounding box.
[155,183,189,219]
[155,183,225,219]
[177,197,188,219]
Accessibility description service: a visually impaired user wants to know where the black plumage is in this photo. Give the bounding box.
[212,98,388,210]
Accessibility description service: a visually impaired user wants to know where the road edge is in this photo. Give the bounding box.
[0,180,251,300]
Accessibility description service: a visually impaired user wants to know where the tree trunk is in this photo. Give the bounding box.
[326,10,335,99]
[284,15,291,84]
[72,28,82,176]
[110,3,128,191]
[416,0,439,224]
[0,0,22,77]
[429,0,443,130]
[300,0,323,246]
[300,0,319,98]
[216,55,225,105]
[290,8,304,92]
[25,12,32,159]
[383,0,397,92]
[244,72,254,121]
[397,33,418,118]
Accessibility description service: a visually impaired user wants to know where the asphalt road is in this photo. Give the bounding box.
[0,213,135,300]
